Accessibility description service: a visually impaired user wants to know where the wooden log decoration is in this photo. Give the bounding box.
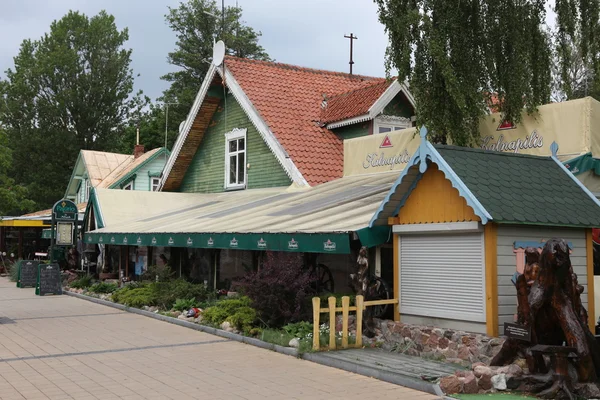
[491,239,600,387]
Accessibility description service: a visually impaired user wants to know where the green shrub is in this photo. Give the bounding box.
[153,279,213,310]
[141,265,174,282]
[202,296,257,332]
[70,275,94,289]
[112,286,156,308]
[110,280,213,310]
[228,306,257,334]
[89,282,118,294]
[282,321,313,340]
[172,298,198,312]
[8,260,20,282]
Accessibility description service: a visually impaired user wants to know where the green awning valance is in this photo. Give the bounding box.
[84,232,351,254]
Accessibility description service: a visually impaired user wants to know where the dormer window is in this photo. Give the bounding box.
[374,115,412,134]
[225,128,247,190]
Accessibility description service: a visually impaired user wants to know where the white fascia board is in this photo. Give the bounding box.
[368,81,402,117]
[393,221,482,234]
[159,64,218,191]
[218,66,308,187]
[326,114,371,130]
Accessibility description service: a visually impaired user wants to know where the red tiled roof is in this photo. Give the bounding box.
[224,56,385,185]
[321,79,393,124]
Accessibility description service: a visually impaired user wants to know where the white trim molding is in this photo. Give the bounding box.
[224,128,247,190]
[392,221,482,234]
[159,64,218,191]
[374,115,412,134]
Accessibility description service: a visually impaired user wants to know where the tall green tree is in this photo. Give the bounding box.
[0,10,145,209]
[0,127,35,216]
[554,0,600,101]
[375,0,552,145]
[157,0,270,147]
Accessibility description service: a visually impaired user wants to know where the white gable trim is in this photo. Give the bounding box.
[159,64,218,191]
[326,114,371,129]
[159,63,308,190]
[326,80,416,130]
[217,66,308,186]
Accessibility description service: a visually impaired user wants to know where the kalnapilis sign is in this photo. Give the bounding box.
[344,96,600,176]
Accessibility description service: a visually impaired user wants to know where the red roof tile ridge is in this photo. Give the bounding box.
[224,55,383,80]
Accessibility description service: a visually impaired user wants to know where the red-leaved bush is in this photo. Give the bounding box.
[233,252,315,327]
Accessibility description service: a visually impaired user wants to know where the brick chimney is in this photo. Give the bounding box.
[133,126,145,159]
[134,144,145,159]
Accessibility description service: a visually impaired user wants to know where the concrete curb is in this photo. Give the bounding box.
[65,290,443,397]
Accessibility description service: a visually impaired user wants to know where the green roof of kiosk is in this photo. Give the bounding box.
[370,127,600,228]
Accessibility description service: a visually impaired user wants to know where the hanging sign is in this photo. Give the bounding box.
[52,200,78,221]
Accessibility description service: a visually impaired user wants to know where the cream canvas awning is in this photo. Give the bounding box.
[84,173,397,254]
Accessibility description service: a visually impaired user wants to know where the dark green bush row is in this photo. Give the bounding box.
[111,279,214,310]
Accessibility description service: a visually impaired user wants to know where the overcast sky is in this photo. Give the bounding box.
[0,0,391,101]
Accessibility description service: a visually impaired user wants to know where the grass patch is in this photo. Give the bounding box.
[450,394,538,399]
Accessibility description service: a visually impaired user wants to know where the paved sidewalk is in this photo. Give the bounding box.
[0,278,437,400]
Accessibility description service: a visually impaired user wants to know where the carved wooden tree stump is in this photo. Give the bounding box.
[491,239,600,389]
[349,246,376,337]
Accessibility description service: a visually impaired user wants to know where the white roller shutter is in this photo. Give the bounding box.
[399,233,485,322]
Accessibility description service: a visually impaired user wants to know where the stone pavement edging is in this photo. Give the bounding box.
[64,290,443,397]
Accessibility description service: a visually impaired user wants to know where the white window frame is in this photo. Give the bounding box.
[374,115,412,134]
[151,177,161,192]
[224,128,247,190]
[85,179,91,202]
[123,181,133,190]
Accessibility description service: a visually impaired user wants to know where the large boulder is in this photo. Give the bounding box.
[461,372,478,394]
[491,373,507,391]
[439,375,463,394]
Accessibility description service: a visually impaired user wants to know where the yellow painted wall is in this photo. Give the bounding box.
[397,164,481,224]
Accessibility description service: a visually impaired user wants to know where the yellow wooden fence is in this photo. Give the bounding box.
[311,295,398,350]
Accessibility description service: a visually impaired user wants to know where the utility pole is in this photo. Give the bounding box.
[344,33,358,75]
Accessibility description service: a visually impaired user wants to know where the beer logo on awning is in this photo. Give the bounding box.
[110,236,115,244]
[123,237,128,244]
[87,236,92,242]
[323,239,336,251]
[187,237,193,246]
[380,135,393,148]
[496,119,516,131]
[288,238,299,249]
[137,237,142,245]
[230,237,238,248]
[257,238,267,249]
[207,237,214,247]
[168,237,174,245]
[99,237,103,243]
[151,237,157,245]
